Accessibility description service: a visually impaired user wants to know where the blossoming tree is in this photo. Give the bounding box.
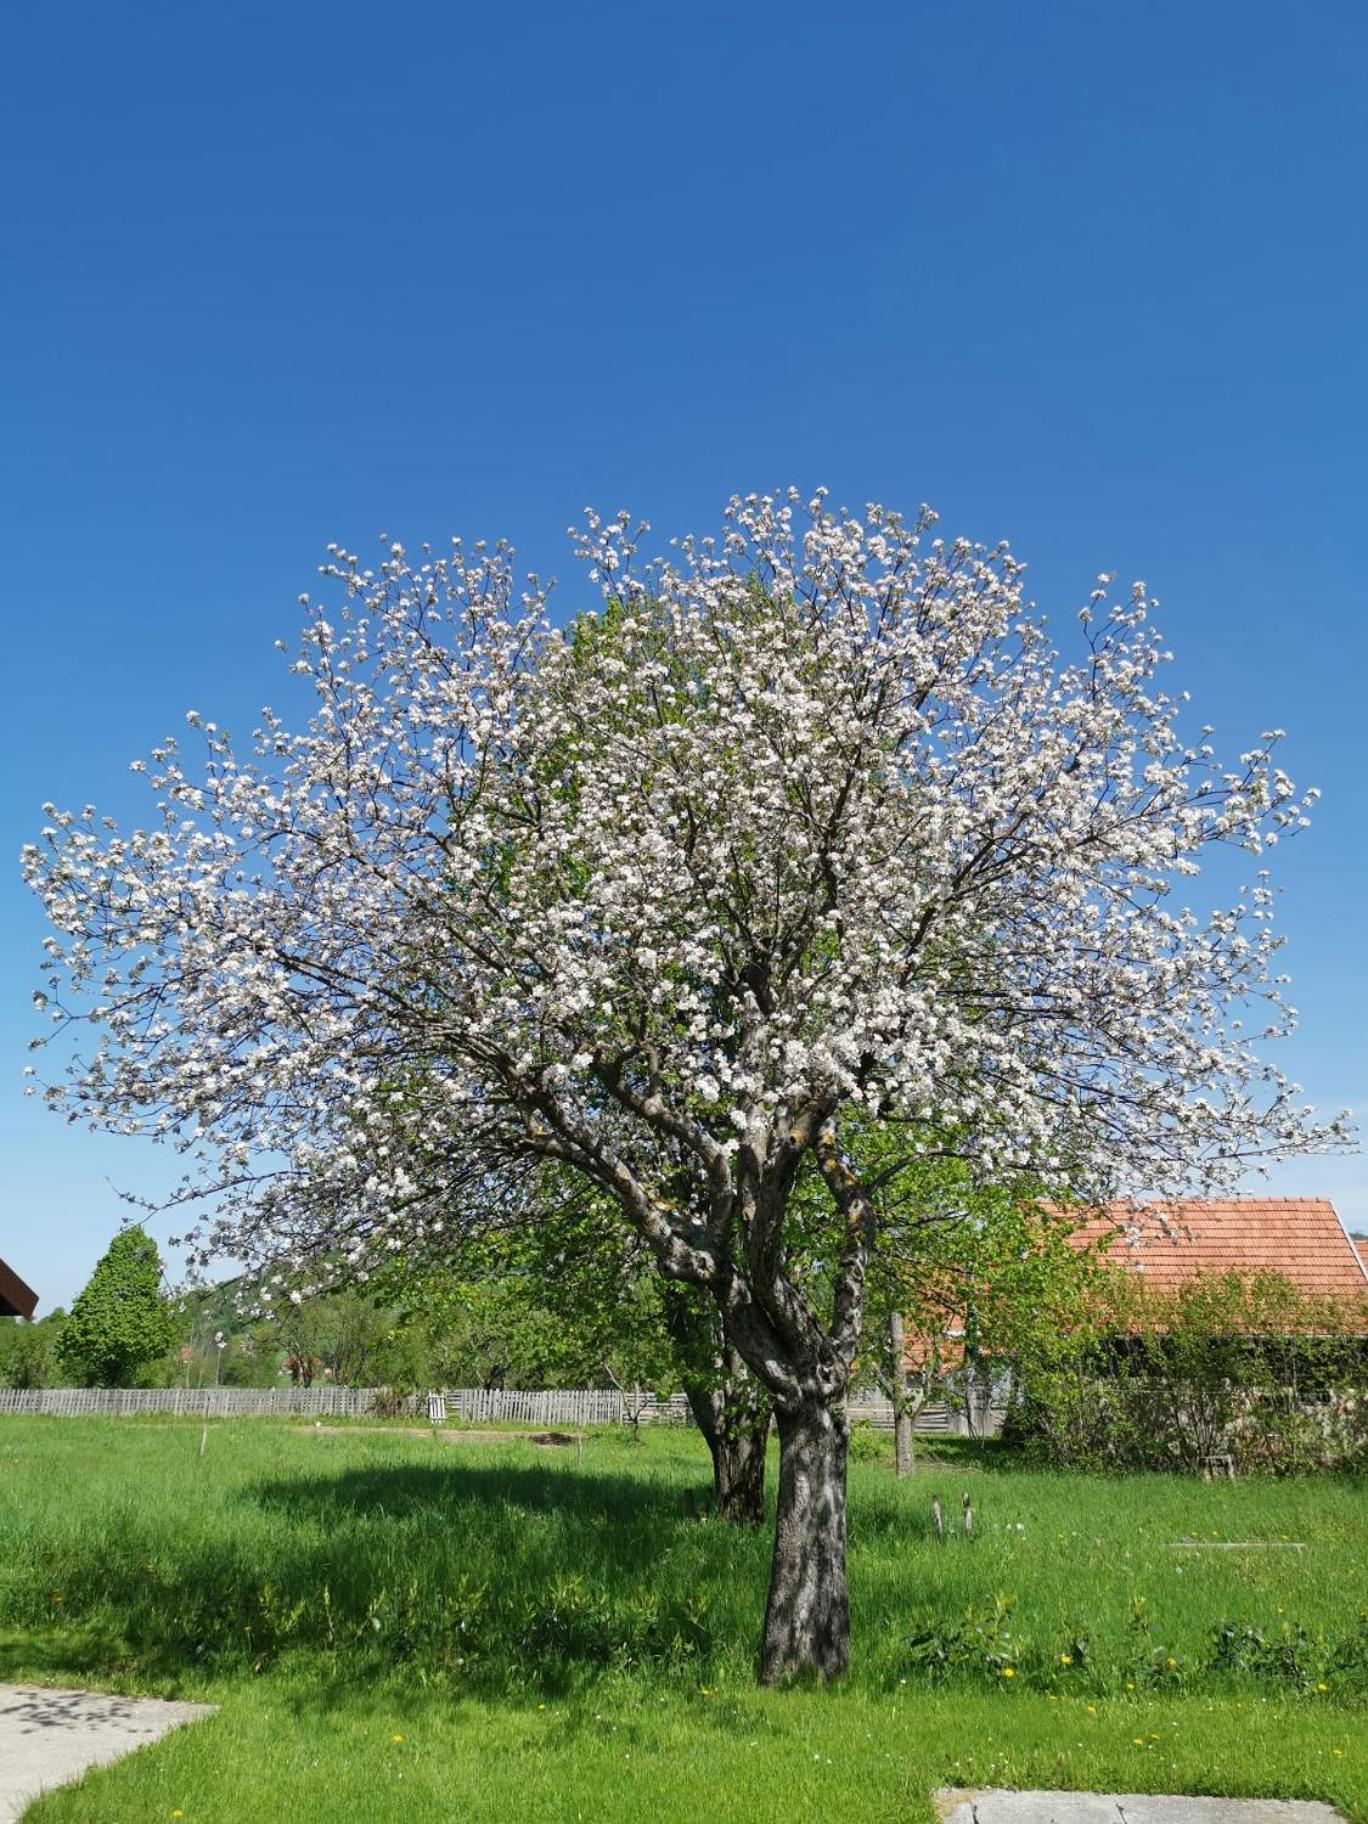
[25,491,1343,1681]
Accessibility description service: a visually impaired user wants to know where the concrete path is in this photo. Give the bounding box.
[935,1792,1346,1823]
[0,1684,215,1822]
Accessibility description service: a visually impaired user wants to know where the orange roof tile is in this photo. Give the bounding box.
[1064,1198,1368,1301]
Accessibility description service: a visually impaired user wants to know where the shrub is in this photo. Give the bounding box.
[1002,1270,1368,1474]
[847,1422,892,1464]
[370,1385,412,1419]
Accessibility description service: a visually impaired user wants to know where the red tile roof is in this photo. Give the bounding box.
[1065,1199,1368,1301]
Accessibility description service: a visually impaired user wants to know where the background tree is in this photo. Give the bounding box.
[0,1309,66,1390]
[56,1226,174,1388]
[272,1287,396,1387]
[484,1181,770,1510]
[26,492,1344,1680]
[660,1284,770,1525]
[376,1187,769,1509]
[860,1161,1106,1462]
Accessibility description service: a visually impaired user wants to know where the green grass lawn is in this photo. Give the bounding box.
[0,1418,1361,1821]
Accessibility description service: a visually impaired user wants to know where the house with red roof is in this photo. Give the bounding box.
[897,1197,1368,1441]
[1067,1197,1368,1307]
[0,1258,38,1320]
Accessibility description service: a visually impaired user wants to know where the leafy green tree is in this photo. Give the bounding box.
[385,1270,567,1390]
[377,1181,771,1511]
[0,1309,66,1390]
[273,1287,398,1387]
[57,1227,175,1387]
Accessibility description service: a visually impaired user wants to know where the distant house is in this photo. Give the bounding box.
[1067,1197,1368,1308]
[897,1197,1368,1438]
[0,1258,38,1320]
[910,1198,1368,1359]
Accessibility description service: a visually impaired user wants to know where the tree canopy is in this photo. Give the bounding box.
[56,1225,174,1388]
[26,490,1342,1677]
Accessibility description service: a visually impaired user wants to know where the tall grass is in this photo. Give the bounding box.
[0,1420,1363,1703]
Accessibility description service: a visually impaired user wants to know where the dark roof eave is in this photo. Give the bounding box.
[0,1258,38,1320]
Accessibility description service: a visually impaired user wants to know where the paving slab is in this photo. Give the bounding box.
[0,1684,215,1822]
[934,1791,1346,1824]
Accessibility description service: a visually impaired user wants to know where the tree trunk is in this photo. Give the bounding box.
[713,1396,769,1525]
[760,1398,850,1683]
[666,1289,770,1524]
[888,1310,915,1477]
[682,1374,770,1524]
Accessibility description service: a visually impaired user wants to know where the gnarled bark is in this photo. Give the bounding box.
[760,1397,850,1683]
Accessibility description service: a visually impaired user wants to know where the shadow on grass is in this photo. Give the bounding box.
[1,1454,769,1698]
[251,1455,693,1532]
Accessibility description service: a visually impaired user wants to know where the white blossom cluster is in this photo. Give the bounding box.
[22,492,1347,1383]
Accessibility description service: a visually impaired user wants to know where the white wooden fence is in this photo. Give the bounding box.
[847,1392,954,1434]
[0,1385,387,1418]
[0,1385,693,1424]
[0,1384,961,1428]
[439,1387,693,1426]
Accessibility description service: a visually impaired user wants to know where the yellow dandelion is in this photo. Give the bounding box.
[1059,1654,1073,1666]
[1085,1705,1097,1716]
[1166,1657,1177,1668]
[1125,1681,1136,1690]
[1333,1748,1344,1758]
[1316,1683,1328,1693]
[1133,1737,1145,1747]
[391,1734,405,1743]
[1000,1667,1015,1678]
[171,1813,184,1821]
[1149,1733,1160,1741]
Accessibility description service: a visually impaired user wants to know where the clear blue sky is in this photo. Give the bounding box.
[4,0,1366,1307]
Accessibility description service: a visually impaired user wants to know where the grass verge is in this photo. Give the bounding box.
[0,1418,1361,1820]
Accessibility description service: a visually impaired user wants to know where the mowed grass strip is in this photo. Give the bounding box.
[0,1419,1361,1822]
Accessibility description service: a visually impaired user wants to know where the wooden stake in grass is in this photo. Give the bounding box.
[932,1495,944,1542]
[962,1491,974,1537]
